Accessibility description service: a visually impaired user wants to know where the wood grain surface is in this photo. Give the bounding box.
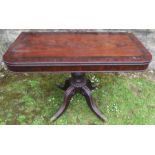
[3,32,152,72]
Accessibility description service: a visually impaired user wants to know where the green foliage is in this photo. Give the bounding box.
[0,70,155,124]
[17,115,26,124]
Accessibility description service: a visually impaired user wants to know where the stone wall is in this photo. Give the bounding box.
[0,29,155,69]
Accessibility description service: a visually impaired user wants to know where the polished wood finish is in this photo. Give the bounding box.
[51,73,107,122]
[3,32,152,122]
[3,32,152,72]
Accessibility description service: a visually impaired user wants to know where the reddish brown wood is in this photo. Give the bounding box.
[3,32,152,72]
[51,73,107,122]
[2,32,152,122]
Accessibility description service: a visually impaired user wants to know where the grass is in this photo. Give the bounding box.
[0,68,155,125]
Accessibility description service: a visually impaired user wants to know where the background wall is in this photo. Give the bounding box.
[0,29,155,69]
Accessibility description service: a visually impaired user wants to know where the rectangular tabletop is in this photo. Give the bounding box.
[3,32,152,72]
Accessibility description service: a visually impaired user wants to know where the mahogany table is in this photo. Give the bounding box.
[3,32,152,122]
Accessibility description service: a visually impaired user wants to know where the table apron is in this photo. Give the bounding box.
[6,64,149,72]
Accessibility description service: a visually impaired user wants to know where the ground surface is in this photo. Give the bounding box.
[0,69,155,125]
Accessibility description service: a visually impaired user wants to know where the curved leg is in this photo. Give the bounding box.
[53,72,108,122]
[50,86,75,122]
[82,86,107,122]
[86,79,96,90]
[57,79,71,90]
